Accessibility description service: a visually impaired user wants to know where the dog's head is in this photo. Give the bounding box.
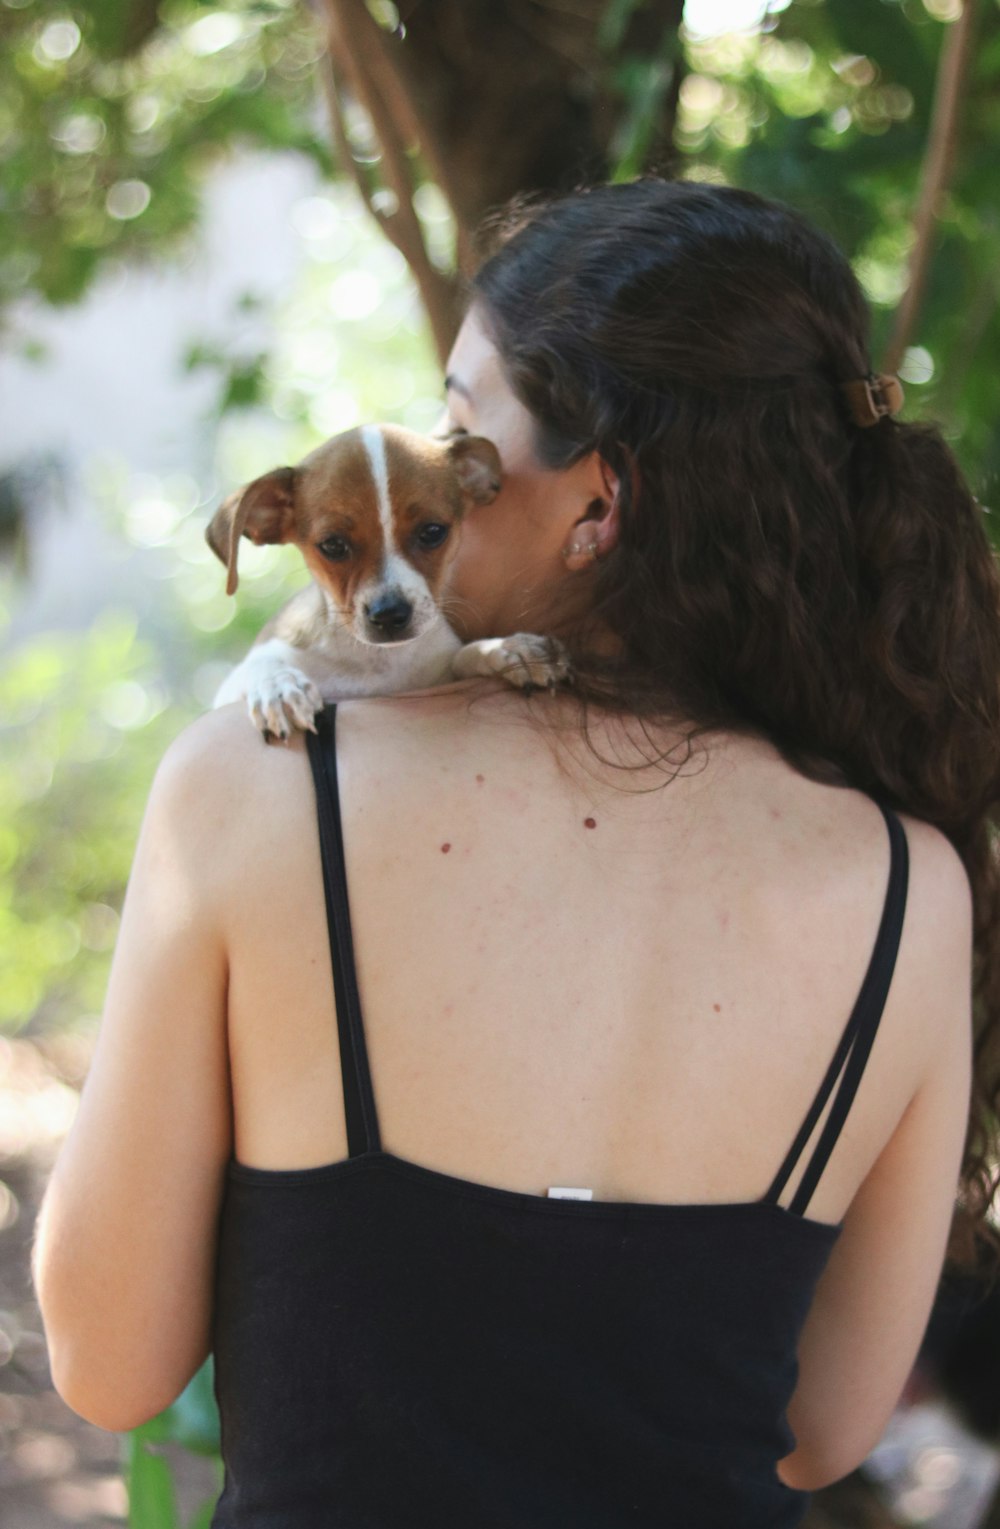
[205,423,502,644]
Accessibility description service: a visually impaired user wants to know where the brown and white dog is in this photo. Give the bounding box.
[205,422,573,741]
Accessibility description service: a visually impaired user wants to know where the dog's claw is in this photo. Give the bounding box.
[245,667,323,741]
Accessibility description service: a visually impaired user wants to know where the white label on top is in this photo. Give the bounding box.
[546,1186,594,1200]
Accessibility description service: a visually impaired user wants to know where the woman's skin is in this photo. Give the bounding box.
[31,304,972,1496]
[432,301,624,656]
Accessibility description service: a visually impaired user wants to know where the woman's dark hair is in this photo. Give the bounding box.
[465,175,1000,1281]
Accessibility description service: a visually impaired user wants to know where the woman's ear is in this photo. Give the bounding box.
[599,455,621,503]
[562,500,622,571]
[559,446,635,569]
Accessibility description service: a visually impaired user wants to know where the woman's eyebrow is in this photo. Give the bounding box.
[444,372,474,404]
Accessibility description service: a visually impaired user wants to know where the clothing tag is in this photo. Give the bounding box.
[546,1186,593,1200]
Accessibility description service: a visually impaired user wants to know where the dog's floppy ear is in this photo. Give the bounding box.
[445,434,502,506]
[205,467,297,596]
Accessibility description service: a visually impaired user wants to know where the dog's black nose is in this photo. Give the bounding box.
[366,594,413,635]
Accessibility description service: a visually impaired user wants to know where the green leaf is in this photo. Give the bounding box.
[124,1429,180,1529]
[221,357,269,412]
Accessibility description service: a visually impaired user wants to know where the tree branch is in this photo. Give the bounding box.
[318,53,379,226]
[332,0,476,276]
[319,0,461,363]
[882,0,980,375]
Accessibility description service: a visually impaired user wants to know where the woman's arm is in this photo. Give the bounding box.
[777,817,974,1491]
[31,709,242,1433]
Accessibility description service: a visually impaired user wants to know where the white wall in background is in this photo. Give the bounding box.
[1,150,324,645]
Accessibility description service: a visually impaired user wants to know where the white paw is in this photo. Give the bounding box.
[244,667,325,742]
[451,633,574,692]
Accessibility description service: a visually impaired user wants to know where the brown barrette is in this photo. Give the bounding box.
[840,371,905,427]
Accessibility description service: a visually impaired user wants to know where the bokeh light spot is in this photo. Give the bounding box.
[185,12,245,55]
[327,270,381,320]
[34,19,81,62]
[106,181,152,221]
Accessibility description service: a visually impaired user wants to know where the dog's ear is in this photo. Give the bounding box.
[205,467,297,596]
[445,434,502,506]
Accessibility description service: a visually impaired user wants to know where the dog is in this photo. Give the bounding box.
[205,422,574,741]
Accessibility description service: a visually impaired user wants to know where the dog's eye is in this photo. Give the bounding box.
[416,523,450,550]
[318,536,351,562]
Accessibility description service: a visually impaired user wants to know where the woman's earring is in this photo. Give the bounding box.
[561,539,600,566]
[563,491,617,567]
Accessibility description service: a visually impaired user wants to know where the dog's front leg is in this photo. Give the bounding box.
[212,637,327,742]
[451,633,574,692]
[213,582,350,741]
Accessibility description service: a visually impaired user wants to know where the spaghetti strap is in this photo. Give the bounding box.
[763,800,909,1217]
[304,702,382,1158]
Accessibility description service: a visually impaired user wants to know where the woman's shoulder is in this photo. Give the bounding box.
[159,691,971,948]
[147,701,316,863]
[148,683,512,837]
[157,698,289,770]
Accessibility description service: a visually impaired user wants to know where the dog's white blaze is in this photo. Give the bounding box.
[361,425,395,555]
[357,421,433,623]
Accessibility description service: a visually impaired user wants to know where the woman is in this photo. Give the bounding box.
[32,178,999,1527]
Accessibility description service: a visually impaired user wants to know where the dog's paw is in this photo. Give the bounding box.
[451,633,574,693]
[245,668,325,743]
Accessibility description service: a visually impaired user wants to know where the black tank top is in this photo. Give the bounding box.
[210,701,909,1528]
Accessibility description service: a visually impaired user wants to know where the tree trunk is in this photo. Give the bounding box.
[318,0,685,359]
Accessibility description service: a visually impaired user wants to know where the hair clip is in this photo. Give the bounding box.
[840,372,905,428]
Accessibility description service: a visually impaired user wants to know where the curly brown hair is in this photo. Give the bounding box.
[465,175,1000,1282]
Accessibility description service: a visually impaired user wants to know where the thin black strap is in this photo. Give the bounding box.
[764,801,909,1216]
[304,703,381,1157]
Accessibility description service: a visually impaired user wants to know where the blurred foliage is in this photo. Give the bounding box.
[0,0,330,312]
[0,608,183,1033]
[677,0,1000,491]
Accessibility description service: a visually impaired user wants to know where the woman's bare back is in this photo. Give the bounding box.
[220,680,932,1230]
